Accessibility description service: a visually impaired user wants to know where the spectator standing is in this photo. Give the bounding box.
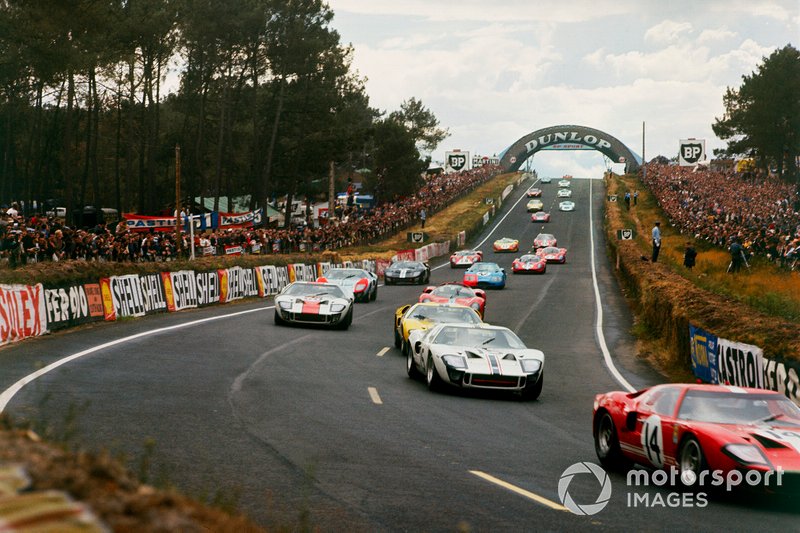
[683,241,697,270]
[729,237,745,273]
[624,192,631,210]
[633,190,639,206]
[420,208,427,229]
[651,221,662,262]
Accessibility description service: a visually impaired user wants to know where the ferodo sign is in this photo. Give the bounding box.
[0,284,48,344]
[524,131,612,153]
[44,283,104,330]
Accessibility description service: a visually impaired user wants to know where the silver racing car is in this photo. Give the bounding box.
[274,281,354,329]
[407,323,545,400]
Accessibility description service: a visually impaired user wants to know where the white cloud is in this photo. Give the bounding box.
[644,20,693,44]
[697,28,737,44]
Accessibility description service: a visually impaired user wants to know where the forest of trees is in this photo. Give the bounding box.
[0,0,449,224]
[713,44,800,181]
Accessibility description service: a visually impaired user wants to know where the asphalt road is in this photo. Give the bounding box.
[1,177,797,531]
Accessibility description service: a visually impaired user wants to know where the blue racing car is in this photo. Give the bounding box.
[462,262,506,289]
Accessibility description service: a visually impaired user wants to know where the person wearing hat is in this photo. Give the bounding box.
[651,221,662,262]
[683,241,697,270]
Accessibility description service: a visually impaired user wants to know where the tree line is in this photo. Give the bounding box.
[0,0,449,224]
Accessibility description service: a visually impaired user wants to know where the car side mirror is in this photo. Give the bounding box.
[626,411,638,431]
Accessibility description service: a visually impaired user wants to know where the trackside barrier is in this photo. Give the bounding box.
[0,256,411,347]
[689,323,800,407]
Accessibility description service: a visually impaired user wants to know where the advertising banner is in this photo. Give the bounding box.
[688,325,718,384]
[106,274,147,318]
[255,265,290,297]
[195,271,221,306]
[763,356,800,406]
[717,338,764,388]
[139,273,168,314]
[162,270,198,312]
[0,284,48,344]
[679,139,706,166]
[219,208,263,228]
[375,259,391,279]
[44,283,104,331]
[220,266,258,303]
[445,151,471,173]
[124,214,179,232]
[289,264,317,282]
[224,245,243,256]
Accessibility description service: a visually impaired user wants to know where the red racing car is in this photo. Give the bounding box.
[533,233,557,249]
[536,246,567,263]
[594,384,800,489]
[419,283,486,317]
[531,211,550,223]
[526,187,542,197]
[449,249,483,268]
[511,254,546,274]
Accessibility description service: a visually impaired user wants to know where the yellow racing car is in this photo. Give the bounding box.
[394,302,483,355]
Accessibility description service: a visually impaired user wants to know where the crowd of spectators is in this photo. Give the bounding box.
[0,165,502,268]
[642,163,800,269]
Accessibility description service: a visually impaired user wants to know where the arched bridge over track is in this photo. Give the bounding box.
[500,125,641,174]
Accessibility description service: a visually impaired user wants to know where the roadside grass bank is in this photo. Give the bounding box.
[604,172,800,379]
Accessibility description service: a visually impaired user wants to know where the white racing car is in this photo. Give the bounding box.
[407,323,545,400]
[274,281,354,329]
[317,267,378,302]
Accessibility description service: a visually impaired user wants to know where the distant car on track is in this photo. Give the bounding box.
[526,199,544,212]
[533,233,557,249]
[419,283,486,317]
[317,267,378,302]
[493,237,519,253]
[512,254,547,274]
[536,246,567,264]
[531,211,550,223]
[384,260,430,285]
[540,176,552,184]
[449,249,483,268]
[274,281,353,329]
[557,188,573,198]
[559,201,575,212]
[406,323,545,400]
[526,187,543,197]
[394,302,482,355]
[558,179,571,188]
[593,383,800,488]
[463,262,506,289]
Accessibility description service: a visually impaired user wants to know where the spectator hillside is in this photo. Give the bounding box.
[642,163,800,268]
[0,165,501,267]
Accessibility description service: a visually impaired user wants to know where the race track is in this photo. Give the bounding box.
[1,177,796,531]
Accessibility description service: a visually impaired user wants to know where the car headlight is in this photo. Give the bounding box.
[442,355,467,369]
[278,300,293,310]
[330,303,346,313]
[520,359,542,373]
[470,303,481,310]
[722,444,769,466]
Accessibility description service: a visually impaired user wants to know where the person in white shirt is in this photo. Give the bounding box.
[652,221,662,262]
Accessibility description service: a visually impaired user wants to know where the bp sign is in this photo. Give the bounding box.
[408,232,427,243]
[617,229,634,240]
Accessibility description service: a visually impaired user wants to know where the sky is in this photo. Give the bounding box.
[325,0,798,177]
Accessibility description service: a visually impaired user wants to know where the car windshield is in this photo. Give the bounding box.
[325,269,364,280]
[391,261,419,269]
[541,247,560,254]
[677,390,800,426]
[536,234,554,240]
[283,283,345,298]
[432,285,476,298]
[408,306,481,324]
[455,251,476,256]
[468,263,499,272]
[519,255,538,262]
[434,326,526,349]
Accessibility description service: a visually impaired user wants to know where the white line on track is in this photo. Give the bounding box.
[589,179,636,393]
[469,470,568,512]
[367,387,383,404]
[376,347,390,357]
[0,305,274,414]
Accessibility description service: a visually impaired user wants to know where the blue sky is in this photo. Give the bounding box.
[326,0,798,177]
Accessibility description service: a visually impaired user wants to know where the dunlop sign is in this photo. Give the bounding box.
[524,131,612,153]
